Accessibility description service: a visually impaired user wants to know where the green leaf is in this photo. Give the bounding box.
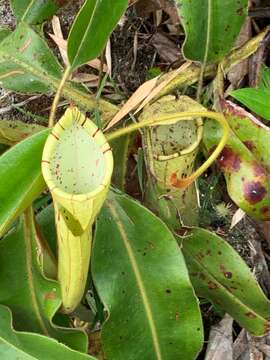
[67,0,128,70]
[259,65,270,90]
[0,22,62,93]
[0,23,118,122]
[0,208,87,352]
[222,99,270,171]
[92,190,203,360]
[180,228,270,336]
[203,107,270,221]
[0,27,11,43]
[0,305,96,359]
[0,129,49,237]
[36,203,57,258]
[230,88,270,120]
[11,0,70,24]
[110,134,130,191]
[176,0,248,63]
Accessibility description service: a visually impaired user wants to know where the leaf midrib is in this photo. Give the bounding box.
[21,0,35,22]
[69,0,99,68]
[203,0,212,65]
[107,201,163,360]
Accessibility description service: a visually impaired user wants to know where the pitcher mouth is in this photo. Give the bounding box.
[42,107,113,202]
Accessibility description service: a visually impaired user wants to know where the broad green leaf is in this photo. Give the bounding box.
[176,0,248,63]
[0,23,118,122]
[0,208,87,352]
[203,114,270,221]
[67,0,128,70]
[180,228,270,336]
[92,190,203,360]
[0,305,96,359]
[230,88,270,120]
[0,129,49,237]
[11,0,70,24]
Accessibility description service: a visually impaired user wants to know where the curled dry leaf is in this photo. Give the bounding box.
[106,61,191,130]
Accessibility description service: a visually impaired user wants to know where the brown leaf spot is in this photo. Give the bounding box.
[199,273,206,281]
[208,281,218,290]
[217,146,241,172]
[196,251,205,261]
[243,181,267,204]
[220,265,233,279]
[44,292,57,300]
[252,163,268,177]
[245,312,257,319]
[243,141,255,151]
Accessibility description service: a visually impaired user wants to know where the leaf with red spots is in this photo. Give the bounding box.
[204,106,270,221]
[221,99,270,171]
[180,228,270,336]
[92,191,203,359]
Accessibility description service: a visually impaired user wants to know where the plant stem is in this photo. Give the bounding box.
[48,65,72,128]
[196,64,206,101]
[106,110,230,188]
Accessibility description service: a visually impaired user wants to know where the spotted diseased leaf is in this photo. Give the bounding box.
[176,0,248,63]
[180,228,270,336]
[11,0,70,24]
[203,100,270,221]
[92,190,203,360]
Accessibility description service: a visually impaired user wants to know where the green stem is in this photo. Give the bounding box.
[48,65,72,128]
[106,110,230,188]
[196,64,206,101]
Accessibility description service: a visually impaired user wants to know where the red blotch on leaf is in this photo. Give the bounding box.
[253,163,268,177]
[217,146,241,172]
[244,181,267,204]
[243,140,255,151]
